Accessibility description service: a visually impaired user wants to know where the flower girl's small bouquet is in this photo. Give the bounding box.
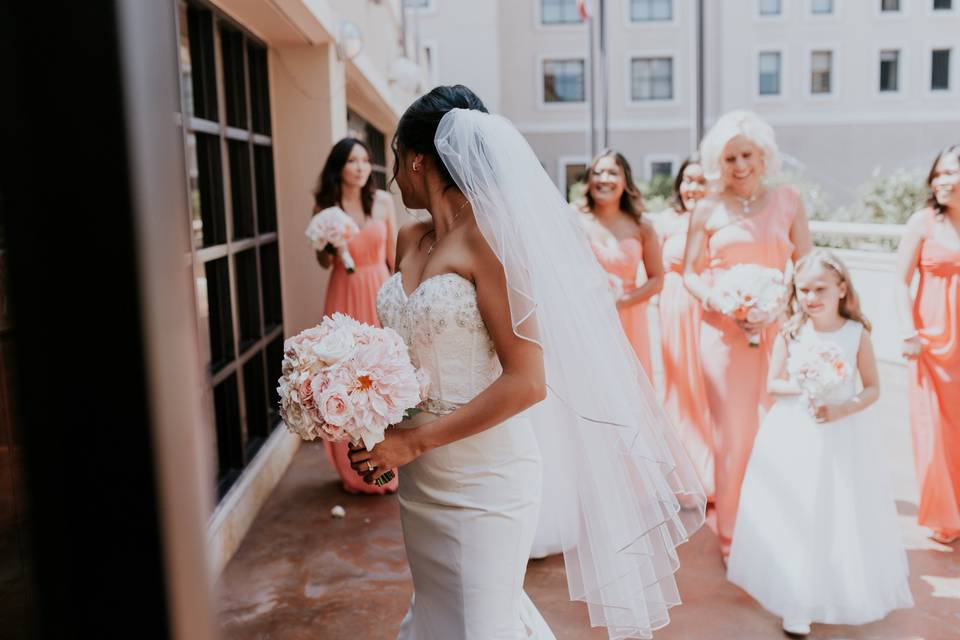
[306,207,360,273]
[787,340,853,416]
[277,313,429,486]
[712,265,789,347]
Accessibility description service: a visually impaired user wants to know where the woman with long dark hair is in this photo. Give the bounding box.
[313,136,399,494]
[655,156,714,499]
[896,144,960,545]
[579,150,663,377]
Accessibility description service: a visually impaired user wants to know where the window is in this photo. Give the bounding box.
[177,1,284,500]
[541,0,580,24]
[881,0,900,11]
[650,161,674,178]
[759,0,782,15]
[932,49,952,90]
[404,0,431,8]
[934,0,953,9]
[811,0,834,14]
[758,51,782,96]
[562,162,587,202]
[631,57,674,101]
[631,0,672,21]
[880,49,900,92]
[811,50,833,94]
[543,59,586,103]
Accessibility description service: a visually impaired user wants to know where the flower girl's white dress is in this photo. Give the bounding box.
[378,272,555,639]
[727,320,913,625]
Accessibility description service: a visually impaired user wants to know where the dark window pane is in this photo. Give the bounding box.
[254,145,277,233]
[214,374,243,498]
[932,49,951,91]
[248,42,271,135]
[881,0,900,10]
[243,352,268,459]
[220,25,248,129]
[934,0,952,9]
[235,249,262,351]
[195,133,227,246]
[260,242,282,331]
[228,140,254,239]
[266,335,283,428]
[204,257,234,372]
[186,3,218,121]
[880,50,900,92]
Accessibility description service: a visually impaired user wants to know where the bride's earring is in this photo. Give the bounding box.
[412,162,421,173]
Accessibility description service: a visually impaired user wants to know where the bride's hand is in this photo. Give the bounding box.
[347,429,420,483]
[735,317,766,335]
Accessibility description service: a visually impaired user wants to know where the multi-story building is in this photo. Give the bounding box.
[412,0,960,204]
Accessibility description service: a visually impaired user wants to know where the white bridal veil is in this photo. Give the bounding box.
[435,108,706,640]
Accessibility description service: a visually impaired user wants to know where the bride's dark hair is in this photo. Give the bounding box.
[391,85,488,190]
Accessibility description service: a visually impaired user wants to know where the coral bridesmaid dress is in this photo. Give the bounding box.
[700,185,800,556]
[657,209,714,499]
[592,235,653,378]
[908,208,960,538]
[322,218,399,494]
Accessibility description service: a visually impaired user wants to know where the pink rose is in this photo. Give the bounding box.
[320,388,354,427]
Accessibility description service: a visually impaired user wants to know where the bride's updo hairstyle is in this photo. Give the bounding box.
[391,85,488,190]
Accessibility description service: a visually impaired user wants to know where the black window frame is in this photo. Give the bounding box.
[175,0,284,500]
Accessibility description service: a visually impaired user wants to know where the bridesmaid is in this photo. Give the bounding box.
[895,144,960,545]
[313,137,399,494]
[580,150,663,378]
[682,111,812,558]
[655,156,714,498]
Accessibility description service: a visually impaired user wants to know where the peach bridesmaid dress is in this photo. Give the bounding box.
[700,185,800,556]
[322,218,399,494]
[592,235,653,378]
[908,208,960,538]
[657,209,714,499]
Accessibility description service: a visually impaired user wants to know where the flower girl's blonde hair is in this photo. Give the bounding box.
[783,249,871,340]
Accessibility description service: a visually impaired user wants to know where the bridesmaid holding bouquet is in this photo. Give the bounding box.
[313,137,399,494]
[682,111,811,557]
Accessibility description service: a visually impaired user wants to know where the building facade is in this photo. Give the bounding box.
[173,0,424,571]
[411,0,960,205]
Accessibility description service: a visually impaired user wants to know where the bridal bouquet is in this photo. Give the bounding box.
[787,340,853,415]
[277,313,429,485]
[711,265,789,347]
[306,207,360,273]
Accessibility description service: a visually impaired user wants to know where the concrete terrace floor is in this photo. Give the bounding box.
[217,363,960,639]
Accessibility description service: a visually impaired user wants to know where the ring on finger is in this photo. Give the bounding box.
[366,461,375,472]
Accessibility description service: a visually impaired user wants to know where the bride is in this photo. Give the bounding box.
[347,85,704,640]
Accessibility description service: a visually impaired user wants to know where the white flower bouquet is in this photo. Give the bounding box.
[306,207,360,273]
[277,313,430,485]
[711,265,789,347]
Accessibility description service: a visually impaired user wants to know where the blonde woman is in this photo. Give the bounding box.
[682,110,812,558]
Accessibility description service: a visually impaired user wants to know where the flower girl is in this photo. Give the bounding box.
[727,250,913,636]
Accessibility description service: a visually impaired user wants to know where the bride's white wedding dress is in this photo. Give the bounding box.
[377,271,555,639]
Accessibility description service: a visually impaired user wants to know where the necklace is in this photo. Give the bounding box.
[426,198,470,256]
[734,187,763,215]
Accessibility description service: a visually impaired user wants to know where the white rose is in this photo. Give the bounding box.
[313,329,355,365]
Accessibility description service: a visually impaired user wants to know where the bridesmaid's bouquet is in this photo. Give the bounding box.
[277,313,430,486]
[607,273,624,301]
[306,207,360,273]
[787,340,852,415]
[711,265,789,347]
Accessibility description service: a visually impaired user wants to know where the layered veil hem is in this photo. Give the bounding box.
[436,109,705,639]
